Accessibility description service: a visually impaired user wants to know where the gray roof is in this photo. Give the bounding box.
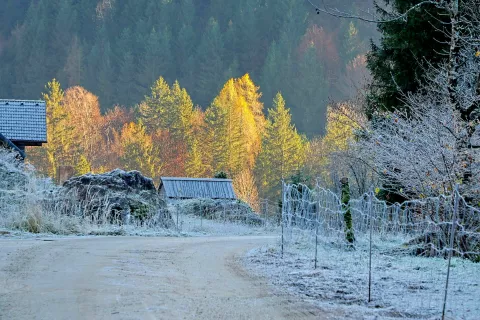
[160,177,237,199]
[0,99,47,143]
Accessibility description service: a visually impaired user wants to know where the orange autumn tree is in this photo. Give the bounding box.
[62,86,104,173]
[99,106,134,171]
[137,77,198,177]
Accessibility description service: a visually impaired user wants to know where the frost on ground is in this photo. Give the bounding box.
[245,236,480,320]
[170,206,278,237]
[0,149,273,238]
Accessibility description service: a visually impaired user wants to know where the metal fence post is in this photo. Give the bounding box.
[314,211,319,269]
[223,203,226,225]
[442,184,460,320]
[281,181,285,259]
[368,188,373,303]
[176,203,180,233]
[265,200,268,229]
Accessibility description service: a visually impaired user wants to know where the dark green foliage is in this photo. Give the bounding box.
[289,169,311,188]
[129,203,151,224]
[366,0,450,116]
[290,44,328,136]
[214,171,228,179]
[340,177,355,244]
[193,18,225,107]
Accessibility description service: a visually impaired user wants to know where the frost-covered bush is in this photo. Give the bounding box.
[59,169,173,228]
[0,148,78,234]
[175,198,264,226]
[0,149,173,234]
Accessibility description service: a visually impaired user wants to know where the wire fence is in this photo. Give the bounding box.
[170,198,281,234]
[281,182,480,320]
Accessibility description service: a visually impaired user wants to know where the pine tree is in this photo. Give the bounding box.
[21,2,51,98]
[236,74,265,131]
[98,41,115,110]
[138,76,172,132]
[138,28,161,91]
[255,93,306,198]
[62,36,83,87]
[53,0,77,60]
[175,24,195,82]
[117,51,137,107]
[169,80,194,141]
[120,121,160,179]
[115,28,134,70]
[341,21,361,65]
[260,41,282,106]
[205,76,264,176]
[235,74,265,164]
[366,0,450,115]
[234,0,261,73]
[137,28,172,91]
[185,137,204,177]
[204,79,239,175]
[41,79,74,180]
[260,32,293,108]
[291,44,328,137]
[194,18,225,107]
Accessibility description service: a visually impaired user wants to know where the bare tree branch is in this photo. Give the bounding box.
[306,0,444,23]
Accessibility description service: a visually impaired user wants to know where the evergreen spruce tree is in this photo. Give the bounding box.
[85,42,101,93]
[138,76,172,132]
[62,36,83,88]
[366,0,450,115]
[291,44,328,137]
[115,28,134,70]
[22,2,51,97]
[234,0,261,74]
[138,28,163,91]
[341,21,361,65]
[205,76,263,176]
[194,18,225,107]
[117,51,137,107]
[98,41,115,110]
[260,41,282,106]
[185,137,204,177]
[175,24,195,83]
[42,79,74,180]
[255,93,306,198]
[260,32,293,110]
[53,0,77,60]
[204,79,241,176]
[169,80,194,141]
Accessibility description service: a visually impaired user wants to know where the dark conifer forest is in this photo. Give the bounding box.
[0,0,376,137]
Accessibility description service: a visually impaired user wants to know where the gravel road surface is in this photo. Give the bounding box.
[0,236,323,320]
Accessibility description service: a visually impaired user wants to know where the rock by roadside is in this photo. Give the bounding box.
[60,169,173,227]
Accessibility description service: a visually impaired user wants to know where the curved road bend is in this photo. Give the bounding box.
[0,236,324,320]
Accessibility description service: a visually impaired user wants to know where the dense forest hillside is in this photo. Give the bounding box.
[0,0,376,136]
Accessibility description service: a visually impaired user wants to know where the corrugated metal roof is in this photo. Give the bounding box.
[0,99,47,143]
[160,177,237,199]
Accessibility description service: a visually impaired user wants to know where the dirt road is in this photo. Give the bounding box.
[0,236,323,320]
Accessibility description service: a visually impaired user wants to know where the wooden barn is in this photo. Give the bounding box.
[0,100,47,159]
[159,177,237,202]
